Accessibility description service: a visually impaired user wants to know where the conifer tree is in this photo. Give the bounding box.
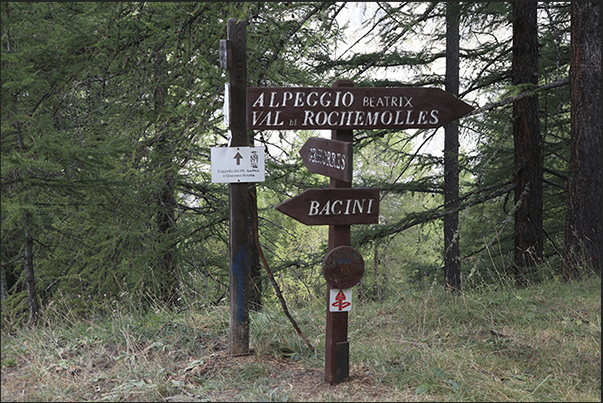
[444,1,461,292]
[511,2,544,281]
[563,1,601,279]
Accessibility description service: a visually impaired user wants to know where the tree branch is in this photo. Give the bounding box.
[467,78,569,116]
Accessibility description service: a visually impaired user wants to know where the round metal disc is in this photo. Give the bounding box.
[322,246,364,288]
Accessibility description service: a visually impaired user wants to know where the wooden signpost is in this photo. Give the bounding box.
[267,79,473,384]
[219,16,475,385]
[323,80,355,384]
[220,18,255,357]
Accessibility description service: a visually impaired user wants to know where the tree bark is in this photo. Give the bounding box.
[15,118,40,324]
[563,2,601,279]
[444,1,461,292]
[24,209,40,325]
[155,139,178,305]
[512,2,543,281]
[152,48,179,305]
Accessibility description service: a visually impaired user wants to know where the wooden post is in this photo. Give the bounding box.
[325,80,354,384]
[222,18,252,356]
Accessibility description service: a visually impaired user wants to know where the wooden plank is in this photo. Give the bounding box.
[299,137,353,182]
[274,188,380,226]
[247,86,474,130]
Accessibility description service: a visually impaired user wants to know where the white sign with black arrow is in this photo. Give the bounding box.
[211,146,265,183]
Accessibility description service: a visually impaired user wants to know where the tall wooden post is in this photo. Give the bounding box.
[325,80,354,384]
[444,1,461,292]
[222,18,252,356]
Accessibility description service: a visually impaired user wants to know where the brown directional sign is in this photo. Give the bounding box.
[274,188,379,226]
[247,86,474,130]
[299,137,353,182]
[322,246,365,289]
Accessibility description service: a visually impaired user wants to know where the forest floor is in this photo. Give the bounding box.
[2,275,601,402]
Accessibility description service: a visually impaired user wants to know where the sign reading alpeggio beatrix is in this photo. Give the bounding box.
[247,87,474,130]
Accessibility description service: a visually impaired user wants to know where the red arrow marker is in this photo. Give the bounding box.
[332,290,351,311]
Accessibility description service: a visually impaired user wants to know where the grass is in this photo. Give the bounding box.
[1,275,600,402]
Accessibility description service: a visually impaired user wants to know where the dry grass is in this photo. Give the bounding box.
[2,275,600,402]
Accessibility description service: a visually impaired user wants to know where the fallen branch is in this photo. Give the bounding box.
[255,231,316,352]
[251,190,315,352]
[155,308,189,337]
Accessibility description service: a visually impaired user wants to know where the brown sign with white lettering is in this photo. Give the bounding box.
[299,137,353,182]
[274,188,379,226]
[247,87,474,130]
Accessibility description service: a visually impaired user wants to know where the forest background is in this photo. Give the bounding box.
[1,2,600,332]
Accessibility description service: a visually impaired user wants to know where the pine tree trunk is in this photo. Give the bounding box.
[512,2,544,282]
[152,50,178,305]
[23,209,40,325]
[155,150,178,305]
[444,1,461,292]
[563,2,601,279]
[15,120,40,324]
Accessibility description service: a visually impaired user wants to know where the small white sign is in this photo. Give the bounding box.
[329,288,352,312]
[223,83,230,128]
[211,146,265,183]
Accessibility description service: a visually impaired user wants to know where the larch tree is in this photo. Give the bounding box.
[563,1,601,279]
[444,1,461,292]
[511,2,544,281]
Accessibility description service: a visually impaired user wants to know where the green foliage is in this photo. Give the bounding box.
[0,2,584,327]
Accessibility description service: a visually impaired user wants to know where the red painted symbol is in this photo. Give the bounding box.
[332,290,351,311]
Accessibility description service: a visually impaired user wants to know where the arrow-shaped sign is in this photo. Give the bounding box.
[274,188,379,226]
[299,137,353,182]
[248,86,474,130]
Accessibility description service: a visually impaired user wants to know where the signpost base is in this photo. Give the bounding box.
[325,288,349,385]
[335,341,350,383]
